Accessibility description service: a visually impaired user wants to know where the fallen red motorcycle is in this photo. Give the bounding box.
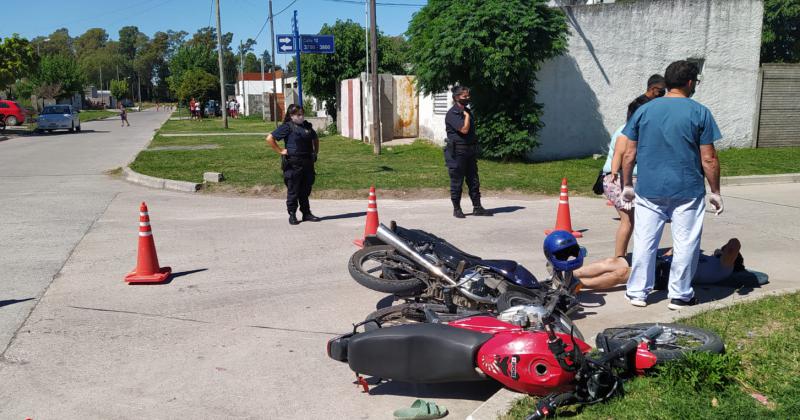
[327,304,723,419]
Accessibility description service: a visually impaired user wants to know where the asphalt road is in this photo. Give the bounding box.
[0,109,170,353]
[0,113,798,419]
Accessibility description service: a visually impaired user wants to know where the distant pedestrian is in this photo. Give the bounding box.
[189,97,197,120]
[620,60,723,310]
[267,104,321,225]
[628,74,666,120]
[444,85,490,218]
[234,100,241,119]
[119,102,130,127]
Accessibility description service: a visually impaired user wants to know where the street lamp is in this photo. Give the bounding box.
[36,38,50,56]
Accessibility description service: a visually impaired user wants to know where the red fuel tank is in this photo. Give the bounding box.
[451,316,592,396]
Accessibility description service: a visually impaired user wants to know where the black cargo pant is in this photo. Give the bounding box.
[447,145,481,209]
[282,155,315,214]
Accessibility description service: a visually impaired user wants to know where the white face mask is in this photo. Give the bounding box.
[291,115,305,124]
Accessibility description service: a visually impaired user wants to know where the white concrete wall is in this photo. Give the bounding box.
[532,0,764,160]
[418,92,450,144]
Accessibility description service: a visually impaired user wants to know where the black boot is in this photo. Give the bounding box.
[302,211,321,222]
[288,212,300,225]
[453,207,466,219]
[472,206,492,216]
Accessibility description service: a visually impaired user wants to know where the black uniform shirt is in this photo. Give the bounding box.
[445,105,476,145]
[271,121,317,156]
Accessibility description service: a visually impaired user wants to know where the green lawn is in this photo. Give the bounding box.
[130,127,800,196]
[80,110,117,122]
[719,146,800,176]
[503,292,800,419]
[160,115,276,134]
[130,134,606,195]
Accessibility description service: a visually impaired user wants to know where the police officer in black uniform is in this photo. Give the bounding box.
[267,104,322,225]
[444,86,491,218]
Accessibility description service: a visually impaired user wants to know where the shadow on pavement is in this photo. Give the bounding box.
[33,130,110,136]
[0,298,35,308]
[320,211,367,221]
[486,205,525,215]
[133,268,208,285]
[362,377,501,400]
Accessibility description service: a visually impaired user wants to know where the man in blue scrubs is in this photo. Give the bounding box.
[620,60,724,310]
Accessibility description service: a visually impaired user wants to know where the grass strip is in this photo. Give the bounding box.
[503,292,800,419]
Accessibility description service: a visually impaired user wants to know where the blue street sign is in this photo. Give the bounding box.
[276,34,295,54]
[300,35,335,54]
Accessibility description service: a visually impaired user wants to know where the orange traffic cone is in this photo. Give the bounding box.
[353,186,380,248]
[545,178,583,238]
[125,202,172,284]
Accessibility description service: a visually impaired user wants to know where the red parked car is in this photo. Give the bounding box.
[0,100,26,126]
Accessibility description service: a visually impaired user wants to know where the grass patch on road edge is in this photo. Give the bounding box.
[502,292,800,419]
[80,110,117,122]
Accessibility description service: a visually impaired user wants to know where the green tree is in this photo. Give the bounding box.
[175,68,218,103]
[166,44,218,100]
[762,0,800,63]
[407,0,568,160]
[300,19,406,119]
[0,35,38,90]
[31,54,85,99]
[32,28,73,57]
[244,52,261,73]
[110,79,129,100]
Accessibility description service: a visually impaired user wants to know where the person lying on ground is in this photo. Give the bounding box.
[575,238,743,290]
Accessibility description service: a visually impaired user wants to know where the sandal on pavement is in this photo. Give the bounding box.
[393,399,448,419]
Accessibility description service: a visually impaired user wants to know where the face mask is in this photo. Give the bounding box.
[291,115,305,124]
[458,98,471,106]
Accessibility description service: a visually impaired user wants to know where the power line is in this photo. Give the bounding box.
[318,0,425,7]
[208,0,214,27]
[252,0,297,42]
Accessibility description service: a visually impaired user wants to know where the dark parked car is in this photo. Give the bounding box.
[0,99,27,126]
[204,100,221,117]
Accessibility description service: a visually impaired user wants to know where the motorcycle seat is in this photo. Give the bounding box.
[347,323,492,383]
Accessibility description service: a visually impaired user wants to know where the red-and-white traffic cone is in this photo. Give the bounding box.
[545,178,583,238]
[125,202,172,284]
[353,186,380,248]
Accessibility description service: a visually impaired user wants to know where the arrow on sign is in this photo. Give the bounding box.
[278,37,292,43]
[280,45,293,51]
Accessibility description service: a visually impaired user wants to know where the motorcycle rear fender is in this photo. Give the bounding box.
[327,333,354,362]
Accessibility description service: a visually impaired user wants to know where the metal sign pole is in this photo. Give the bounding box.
[293,10,303,108]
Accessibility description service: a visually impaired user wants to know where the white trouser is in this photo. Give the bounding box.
[626,194,705,301]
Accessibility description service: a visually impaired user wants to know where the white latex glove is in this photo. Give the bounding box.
[708,193,724,215]
[620,186,635,211]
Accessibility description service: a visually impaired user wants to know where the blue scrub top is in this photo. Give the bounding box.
[622,97,722,199]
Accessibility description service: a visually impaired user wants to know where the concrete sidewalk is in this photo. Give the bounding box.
[0,181,797,419]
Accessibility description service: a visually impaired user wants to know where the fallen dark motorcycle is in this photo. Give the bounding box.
[327,303,724,419]
[348,222,581,322]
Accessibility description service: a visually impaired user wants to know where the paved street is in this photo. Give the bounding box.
[1,112,798,419]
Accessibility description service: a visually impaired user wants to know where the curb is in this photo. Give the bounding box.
[720,173,800,186]
[467,286,792,420]
[123,167,201,193]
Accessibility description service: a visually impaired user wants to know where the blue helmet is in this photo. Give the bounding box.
[544,230,584,272]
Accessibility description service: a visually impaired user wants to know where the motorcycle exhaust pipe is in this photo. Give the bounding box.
[375,224,496,304]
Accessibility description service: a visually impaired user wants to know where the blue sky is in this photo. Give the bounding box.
[1,0,424,68]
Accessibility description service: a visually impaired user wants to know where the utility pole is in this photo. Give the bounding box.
[240,41,247,116]
[269,0,278,121]
[215,0,228,128]
[369,0,380,154]
[261,55,266,121]
[137,73,142,107]
[293,10,303,108]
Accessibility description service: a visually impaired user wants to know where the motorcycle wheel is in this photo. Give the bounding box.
[364,303,485,331]
[597,323,724,363]
[348,245,427,294]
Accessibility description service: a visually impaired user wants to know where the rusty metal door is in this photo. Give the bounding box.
[393,76,419,138]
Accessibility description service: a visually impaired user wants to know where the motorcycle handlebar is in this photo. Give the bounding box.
[595,325,664,365]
